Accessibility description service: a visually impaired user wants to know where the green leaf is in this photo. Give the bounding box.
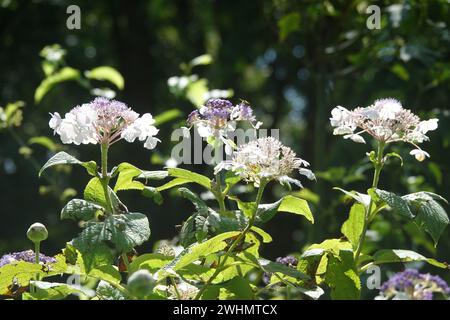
[96,280,126,300]
[218,277,254,300]
[341,203,365,251]
[107,213,151,252]
[302,239,352,258]
[403,192,449,245]
[142,187,163,205]
[278,195,314,223]
[84,177,127,213]
[35,67,80,103]
[325,250,360,300]
[85,66,124,90]
[128,253,172,274]
[89,265,122,284]
[278,12,301,41]
[189,54,213,67]
[178,187,208,215]
[258,258,309,281]
[0,261,43,295]
[158,231,240,278]
[250,226,273,243]
[153,109,182,126]
[224,171,241,189]
[61,198,103,221]
[375,189,414,219]
[136,170,168,180]
[39,151,97,177]
[414,200,449,246]
[168,168,211,190]
[28,136,58,152]
[113,163,145,192]
[72,213,150,270]
[23,281,93,300]
[156,177,192,192]
[372,249,448,269]
[334,187,371,209]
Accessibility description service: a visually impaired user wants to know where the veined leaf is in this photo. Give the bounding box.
[278,195,314,223]
[39,152,97,177]
[403,192,449,245]
[61,198,103,221]
[375,189,413,218]
[250,226,273,243]
[325,250,360,300]
[158,231,240,278]
[168,168,211,190]
[372,249,448,269]
[341,203,365,251]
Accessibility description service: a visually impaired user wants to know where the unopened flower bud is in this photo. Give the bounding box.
[27,223,48,243]
[127,270,156,298]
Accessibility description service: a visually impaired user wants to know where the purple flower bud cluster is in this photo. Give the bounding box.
[262,256,298,285]
[186,99,257,128]
[0,250,56,267]
[379,269,450,300]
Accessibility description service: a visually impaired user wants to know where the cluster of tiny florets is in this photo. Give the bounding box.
[377,269,450,300]
[215,137,315,187]
[330,98,438,161]
[186,99,261,152]
[49,97,159,149]
[0,250,56,267]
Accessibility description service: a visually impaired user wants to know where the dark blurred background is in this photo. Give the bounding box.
[1,0,449,296]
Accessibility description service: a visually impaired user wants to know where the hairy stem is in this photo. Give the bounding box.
[194,180,267,299]
[354,141,385,265]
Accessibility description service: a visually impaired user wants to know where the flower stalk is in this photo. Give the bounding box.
[355,141,385,265]
[194,179,268,300]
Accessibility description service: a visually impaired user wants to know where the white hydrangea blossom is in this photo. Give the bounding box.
[330,98,438,161]
[49,97,160,149]
[215,136,315,187]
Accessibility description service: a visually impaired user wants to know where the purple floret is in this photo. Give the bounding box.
[379,269,450,300]
[0,250,56,267]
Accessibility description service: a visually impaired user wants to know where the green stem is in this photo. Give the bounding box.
[354,142,385,265]
[121,253,130,272]
[170,277,182,300]
[194,180,268,300]
[100,143,114,214]
[215,172,226,213]
[31,241,41,293]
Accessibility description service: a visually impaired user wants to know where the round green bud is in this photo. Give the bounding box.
[27,223,48,243]
[127,270,156,298]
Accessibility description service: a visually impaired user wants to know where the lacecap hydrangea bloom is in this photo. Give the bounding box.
[215,136,315,187]
[186,98,262,154]
[49,97,160,149]
[0,250,56,267]
[330,98,438,161]
[376,269,450,300]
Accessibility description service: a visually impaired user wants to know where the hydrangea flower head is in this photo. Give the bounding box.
[186,99,262,154]
[49,97,159,149]
[330,98,438,161]
[215,137,315,187]
[0,250,56,267]
[377,269,450,300]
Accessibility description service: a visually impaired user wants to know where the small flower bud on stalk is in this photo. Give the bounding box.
[127,270,156,299]
[27,222,48,292]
